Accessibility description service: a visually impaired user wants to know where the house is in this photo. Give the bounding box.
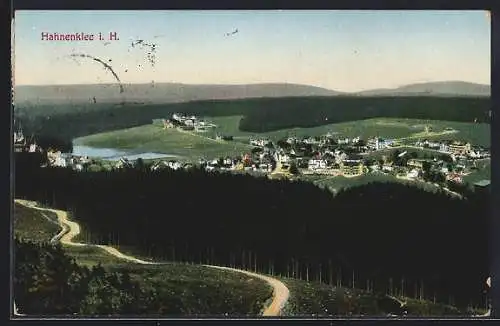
[448,141,471,156]
[308,159,327,170]
[382,162,394,172]
[334,152,348,164]
[79,156,91,164]
[172,113,185,123]
[53,156,67,167]
[382,139,395,148]
[116,158,133,169]
[406,169,419,179]
[424,140,441,150]
[234,162,244,171]
[468,150,481,159]
[242,153,253,165]
[281,163,291,171]
[340,160,364,176]
[302,137,317,145]
[14,127,25,144]
[250,139,271,147]
[150,161,164,171]
[195,125,208,132]
[167,160,183,170]
[159,119,174,129]
[29,143,38,153]
[407,159,425,169]
[337,138,350,145]
[184,163,194,170]
[47,150,62,163]
[446,173,463,184]
[367,138,392,150]
[343,155,362,164]
[275,152,290,164]
[439,143,449,153]
[205,165,216,171]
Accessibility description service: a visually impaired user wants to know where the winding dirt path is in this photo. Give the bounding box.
[14,199,289,316]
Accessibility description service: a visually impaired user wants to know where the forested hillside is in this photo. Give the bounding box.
[15,163,489,310]
[13,205,273,316]
[15,96,490,142]
[14,238,145,315]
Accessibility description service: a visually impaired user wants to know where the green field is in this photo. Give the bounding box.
[206,116,490,147]
[463,159,491,184]
[363,146,457,162]
[75,124,254,161]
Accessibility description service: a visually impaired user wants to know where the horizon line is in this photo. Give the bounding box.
[13,80,491,93]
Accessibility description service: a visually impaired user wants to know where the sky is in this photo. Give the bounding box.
[13,10,490,92]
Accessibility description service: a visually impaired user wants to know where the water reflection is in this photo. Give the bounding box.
[72,145,177,161]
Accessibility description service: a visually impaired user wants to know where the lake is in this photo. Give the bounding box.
[72,145,178,161]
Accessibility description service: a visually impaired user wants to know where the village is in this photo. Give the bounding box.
[196,133,490,187]
[15,113,490,192]
[152,114,490,186]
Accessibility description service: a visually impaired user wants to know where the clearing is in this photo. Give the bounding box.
[74,125,253,161]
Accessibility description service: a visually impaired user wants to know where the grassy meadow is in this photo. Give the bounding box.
[75,124,254,161]
[463,159,491,184]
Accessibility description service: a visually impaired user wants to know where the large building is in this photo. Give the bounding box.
[407,159,425,169]
[367,137,394,151]
[448,141,471,156]
[340,160,364,176]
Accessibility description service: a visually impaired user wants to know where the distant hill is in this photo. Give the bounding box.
[14,83,342,104]
[355,81,490,97]
[14,81,489,105]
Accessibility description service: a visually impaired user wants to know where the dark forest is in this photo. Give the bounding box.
[15,96,490,142]
[14,157,490,310]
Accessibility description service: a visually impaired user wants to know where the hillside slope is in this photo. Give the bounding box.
[13,201,275,316]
